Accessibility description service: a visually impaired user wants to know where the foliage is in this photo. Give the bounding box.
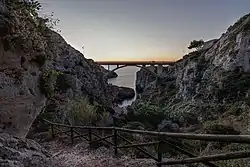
[42,12,61,32]
[6,0,60,32]
[227,13,250,32]
[3,0,60,66]
[188,39,204,50]
[126,103,165,130]
[225,105,243,116]
[203,121,239,135]
[6,0,41,17]
[122,121,145,130]
[40,69,63,97]
[216,70,250,102]
[66,97,108,126]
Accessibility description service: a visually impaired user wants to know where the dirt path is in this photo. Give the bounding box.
[42,140,156,167]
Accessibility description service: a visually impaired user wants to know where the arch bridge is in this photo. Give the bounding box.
[96,61,175,78]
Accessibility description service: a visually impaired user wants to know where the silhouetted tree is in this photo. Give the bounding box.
[7,0,60,31]
[188,39,204,50]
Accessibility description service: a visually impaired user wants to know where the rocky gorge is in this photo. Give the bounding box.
[125,13,250,166]
[1,0,250,166]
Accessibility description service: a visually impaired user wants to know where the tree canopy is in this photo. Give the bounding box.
[188,39,204,50]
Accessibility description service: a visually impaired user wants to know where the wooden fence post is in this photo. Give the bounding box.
[113,128,118,156]
[51,124,55,139]
[70,127,74,145]
[88,129,92,149]
[113,116,116,127]
[157,140,163,167]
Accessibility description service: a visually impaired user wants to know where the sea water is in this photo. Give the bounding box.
[102,65,140,107]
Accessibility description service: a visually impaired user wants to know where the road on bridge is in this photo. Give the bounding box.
[95,60,175,66]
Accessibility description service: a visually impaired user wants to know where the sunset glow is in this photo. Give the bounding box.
[39,0,250,61]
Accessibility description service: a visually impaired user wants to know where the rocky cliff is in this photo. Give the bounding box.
[134,13,250,133]
[0,0,117,138]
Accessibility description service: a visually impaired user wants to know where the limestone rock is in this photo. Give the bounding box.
[0,41,46,137]
[0,133,52,167]
[111,85,135,104]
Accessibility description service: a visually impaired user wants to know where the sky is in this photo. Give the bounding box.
[39,0,250,61]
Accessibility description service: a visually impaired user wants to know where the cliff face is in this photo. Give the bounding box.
[135,14,250,132]
[0,0,114,137]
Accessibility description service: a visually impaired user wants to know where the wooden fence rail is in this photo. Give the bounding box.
[43,119,250,167]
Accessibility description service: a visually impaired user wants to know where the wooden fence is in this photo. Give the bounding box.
[43,119,250,167]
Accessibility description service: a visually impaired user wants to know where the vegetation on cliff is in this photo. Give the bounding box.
[0,0,117,138]
[131,13,250,166]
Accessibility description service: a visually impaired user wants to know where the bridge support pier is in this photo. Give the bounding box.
[157,65,163,75]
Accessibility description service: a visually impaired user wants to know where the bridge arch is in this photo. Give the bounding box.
[104,65,159,79]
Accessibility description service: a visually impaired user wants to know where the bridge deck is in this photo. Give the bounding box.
[96,61,175,65]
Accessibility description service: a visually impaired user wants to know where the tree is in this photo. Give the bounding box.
[188,39,204,50]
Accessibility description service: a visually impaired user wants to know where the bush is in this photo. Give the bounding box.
[216,71,250,102]
[122,122,145,130]
[127,103,165,130]
[6,0,41,17]
[40,69,63,97]
[66,97,108,126]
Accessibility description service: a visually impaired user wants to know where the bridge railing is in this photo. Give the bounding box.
[43,119,250,167]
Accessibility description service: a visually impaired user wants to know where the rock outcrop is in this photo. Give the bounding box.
[0,0,116,137]
[110,85,135,104]
[100,67,118,79]
[0,133,52,167]
[134,13,250,132]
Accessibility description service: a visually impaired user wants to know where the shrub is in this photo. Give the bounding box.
[6,0,41,17]
[122,121,145,130]
[40,69,63,97]
[66,97,108,126]
[127,103,165,130]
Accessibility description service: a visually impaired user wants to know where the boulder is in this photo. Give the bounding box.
[106,71,118,79]
[0,133,52,167]
[113,86,135,103]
